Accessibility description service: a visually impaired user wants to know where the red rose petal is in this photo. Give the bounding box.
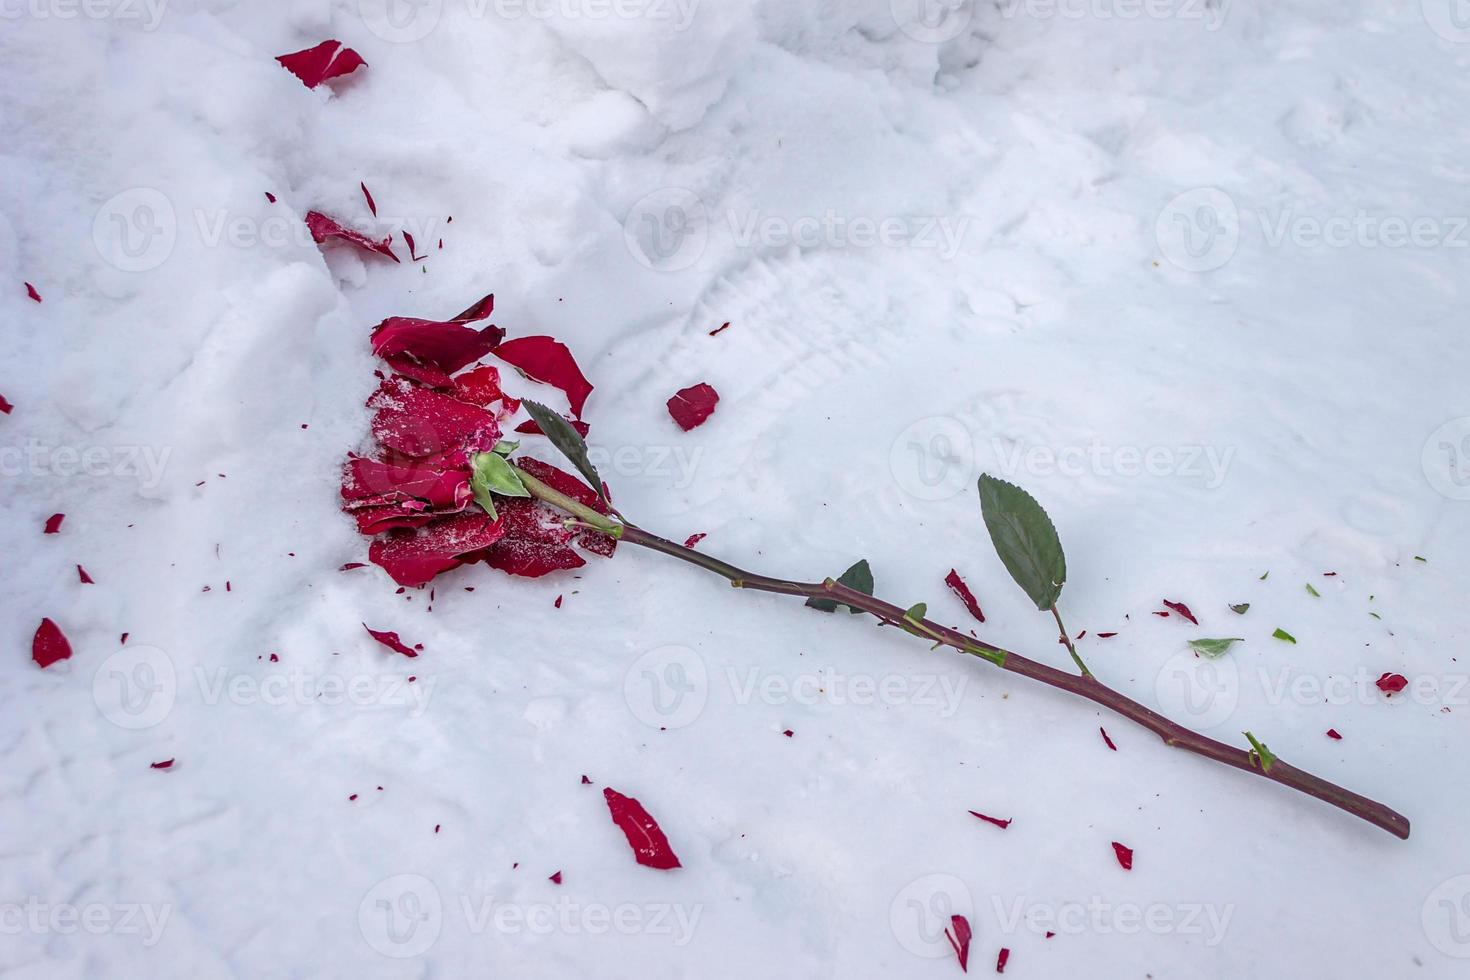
[1162,600,1198,625]
[32,618,72,669]
[548,871,562,884]
[371,295,502,388]
[996,947,1010,974]
[77,565,94,584]
[1100,726,1117,751]
[0,393,12,414]
[682,533,707,549]
[43,513,64,534]
[364,624,418,658]
[493,336,595,418]
[581,775,592,785]
[968,810,1012,830]
[276,40,366,88]
[782,729,794,737]
[511,458,617,558]
[515,416,590,438]
[25,282,41,302]
[369,511,507,587]
[305,211,398,263]
[1326,728,1343,740]
[368,378,502,459]
[361,182,377,217]
[1097,632,1118,638]
[944,569,986,624]
[265,191,277,203]
[603,787,681,869]
[340,562,367,571]
[403,230,426,262]
[150,759,174,770]
[554,594,563,608]
[1376,672,1408,696]
[476,497,586,577]
[453,365,505,406]
[666,382,719,431]
[1112,841,1134,870]
[945,914,972,973]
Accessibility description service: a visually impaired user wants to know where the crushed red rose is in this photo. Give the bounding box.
[666,382,719,431]
[603,787,680,869]
[945,569,985,623]
[276,40,366,88]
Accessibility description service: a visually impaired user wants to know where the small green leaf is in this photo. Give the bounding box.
[1272,628,1296,644]
[1229,603,1250,615]
[1188,637,1245,658]
[1305,583,1320,597]
[1414,555,1427,563]
[1369,612,1382,620]
[470,451,529,519]
[522,400,605,501]
[977,475,1066,612]
[1244,731,1278,773]
[492,439,520,456]
[904,602,928,622]
[1259,570,1269,580]
[806,559,874,614]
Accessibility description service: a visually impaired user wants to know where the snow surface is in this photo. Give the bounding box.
[4,1,1470,976]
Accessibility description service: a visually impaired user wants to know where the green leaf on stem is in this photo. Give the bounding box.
[806,559,873,614]
[1272,628,1296,644]
[522,400,606,502]
[1188,637,1245,659]
[493,439,520,456]
[470,451,529,520]
[1230,603,1250,614]
[977,475,1066,611]
[1244,731,1278,773]
[904,602,927,622]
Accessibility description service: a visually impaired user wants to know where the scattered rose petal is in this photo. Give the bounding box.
[1162,600,1198,624]
[1376,672,1408,696]
[150,759,174,770]
[341,562,367,571]
[603,787,681,869]
[32,618,72,669]
[265,191,277,203]
[276,40,366,88]
[77,565,94,584]
[361,182,377,216]
[364,624,418,658]
[1326,728,1343,740]
[782,729,794,737]
[25,282,41,302]
[666,382,719,431]
[996,947,1010,974]
[305,211,398,262]
[1152,611,1170,618]
[404,230,426,262]
[945,915,972,973]
[370,295,501,387]
[549,871,562,884]
[43,513,64,534]
[968,811,1011,830]
[1100,726,1117,751]
[1097,631,1118,638]
[369,511,507,587]
[553,594,563,609]
[709,321,730,336]
[683,533,707,549]
[944,569,985,623]
[1112,841,1133,870]
[581,775,592,785]
[493,336,594,418]
[0,394,11,414]
[515,415,590,438]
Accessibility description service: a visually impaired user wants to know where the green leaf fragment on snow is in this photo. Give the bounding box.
[806,559,874,614]
[1369,612,1382,620]
[1229,603,1250,615]
[1305,583,1320,597]
[977,475,1066,611]
[1414,555,1427,563]
[1188,637,1245,658]
[1272,628,1296,643]
[1260,571,1269,580]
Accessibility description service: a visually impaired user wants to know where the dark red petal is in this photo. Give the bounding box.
[493,336,594,418]
[43,513,64,534]
[265,191,277,203]
[369,378,501,459]
[968,810,1012,830]
[515,416,590,438]
[1100,726,1117,751]
[304,211,398,263]
[603,787,681,869]
[1326,728,1343,740]
[0,393,12,414]
[453,365,504,405]
[1112,841,1134,870]
[682,533,707,549]
[1375,672,1408,695]
[511,457,617,557]
[32,618,72,669]
[361,182,377,217]
[150,759,175,770]
[276,40,366,88]
[1162,600,1198,625]
[476,497,585,577]
[371,297,502,388]
[996,947,1010,974]
[944,569,985,624]
[369,511,506,587]
[581,775,592,785]
[404,230,425,262]
[25,282,42,302]
[666,382,719,431]
[945,915,972,972]
[77,565,94,584]
[364,624,419,658]
[548,871,562,884]
[1097,631,1118,638]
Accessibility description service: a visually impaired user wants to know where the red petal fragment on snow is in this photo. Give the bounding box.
[968,811,1012,830]
[1097,631,1118,638]
[1152,611,1170,618]
[340,562,367,571]
[996,947,1010,974]
[549,871,562,884]
[265,191,277,203]
[1162,600,1198,625]
[369,511,506,587]
[683,533,707,549]
[403,231,426,262]
[1326,728,1343,740]
[1376,672,1408,696]
[0,393,12,414]
[43,513,64,534]
[361,182,377,217]
[364,624,418,658]
[708,321,730,336]
[1100,726,1117,751]
[581,775,592,785]
[493,336,595,418]
[1112,841,1134,870]
[305,211,398,262]
[370,295,502,388]
[77,565,94,584]
[666,382,719,431]
[276,40,366,88]
[603,787,681,869]
[515,416,590,438]
[32,618,72,669]
[25,282,42,302]
[782,729,794,737]
[150,759,174,770]
[944,569,986,624]
[944,915,972,973]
